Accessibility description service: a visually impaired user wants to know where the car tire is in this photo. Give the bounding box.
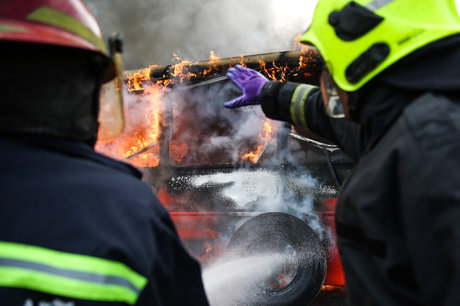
[226,212,327,306]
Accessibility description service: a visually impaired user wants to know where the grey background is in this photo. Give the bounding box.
[83,0,318,69]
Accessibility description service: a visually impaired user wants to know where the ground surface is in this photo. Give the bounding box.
[310,286,347,306]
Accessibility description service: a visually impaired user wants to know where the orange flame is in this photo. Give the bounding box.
[97,45,317,166]
[96,67,167,167]
[242,120,274,163]
[126,65,156,93]
[169,142,190,164]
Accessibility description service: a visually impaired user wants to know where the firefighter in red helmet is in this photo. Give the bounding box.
[0,1,209,305]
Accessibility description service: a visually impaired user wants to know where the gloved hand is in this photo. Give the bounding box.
[223,65,269,108]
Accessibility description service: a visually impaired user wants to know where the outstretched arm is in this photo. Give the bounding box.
[222,65,365,161]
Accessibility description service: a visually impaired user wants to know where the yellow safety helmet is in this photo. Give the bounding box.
[300,0,460,92]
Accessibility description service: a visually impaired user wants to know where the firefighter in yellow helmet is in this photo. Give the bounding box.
[224,0,460,304]
[0,1,209,305]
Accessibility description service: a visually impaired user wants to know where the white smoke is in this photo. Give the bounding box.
[163,81,276,164]
[84,0,318,68]
[84,0,460,69]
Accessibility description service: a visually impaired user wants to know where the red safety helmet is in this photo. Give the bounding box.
[0,0,108,56]
[0,0,126,139]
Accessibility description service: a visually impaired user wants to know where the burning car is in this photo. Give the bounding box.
[96,47,351,305]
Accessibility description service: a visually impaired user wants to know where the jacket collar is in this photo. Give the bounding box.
[2,134,143,179]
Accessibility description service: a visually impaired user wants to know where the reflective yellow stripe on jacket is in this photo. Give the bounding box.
[290,84,316,129]
[0,241,147,304]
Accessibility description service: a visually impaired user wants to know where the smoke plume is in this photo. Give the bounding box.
[83,0,318,69]
[89,2,334,303]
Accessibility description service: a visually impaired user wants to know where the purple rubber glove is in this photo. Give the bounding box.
[223,65,269,108]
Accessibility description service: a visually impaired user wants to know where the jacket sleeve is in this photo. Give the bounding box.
[259,81,365,161]
[135,197,210,306]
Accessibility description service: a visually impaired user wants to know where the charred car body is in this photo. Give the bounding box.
[97,48,351,305]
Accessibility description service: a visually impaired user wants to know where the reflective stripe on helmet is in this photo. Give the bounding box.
[0,23,25,33]
[366,0,394,10]
[26,6,106,53]
[290,84,316,128]
[0,241,147,304]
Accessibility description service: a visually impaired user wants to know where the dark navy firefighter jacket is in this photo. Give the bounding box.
[0,135,209,306]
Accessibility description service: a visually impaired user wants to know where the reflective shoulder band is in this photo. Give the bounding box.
[290,84,315,129]
[0,241,147,305]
